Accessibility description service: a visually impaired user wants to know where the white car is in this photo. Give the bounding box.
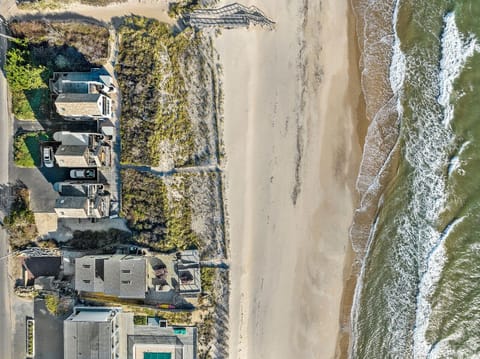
[70,169,96,179]
[43,147,54,168]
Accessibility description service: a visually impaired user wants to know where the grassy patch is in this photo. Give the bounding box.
[200,267,215,295]
[14,132,49,168]
[116,16,198,167]
[133,315,148,325]
[26,320,34,356]
[17,0,125,10]
[121,169,198,251]
[45,294,59,315]
[4,185,37,250]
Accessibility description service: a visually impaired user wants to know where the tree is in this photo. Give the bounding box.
[5,46,46,91]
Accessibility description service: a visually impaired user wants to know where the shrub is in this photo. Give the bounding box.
[5,44,48,120]
[121,169,198,251]
[45,294,59,315]
[200,267,215,295]
[4,185,37,250]
[66,229,132,250]
[116,16,197,167]
[133,315,147,325]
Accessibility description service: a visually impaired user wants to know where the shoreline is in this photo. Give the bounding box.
[335,1,369,357]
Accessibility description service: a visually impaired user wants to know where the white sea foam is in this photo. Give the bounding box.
[413,14,478,355]
[413,217,465,358]
[389,1,406,96]
[447,155,460,176]
[438,13,478,127]
[350,215,380,357]
[448,141,470,176]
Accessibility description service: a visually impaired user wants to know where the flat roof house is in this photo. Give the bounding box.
[75,255,147,299]
[64,306,197,359]
[53,132,111,168]
[54,183,110,219]
[64,307,131,359]
[55,93,112,118]
[55,145,90,167]
[51,69,114,119]
[127,325,197,359]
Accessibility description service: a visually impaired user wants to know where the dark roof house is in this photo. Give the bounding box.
[22,256,61,286]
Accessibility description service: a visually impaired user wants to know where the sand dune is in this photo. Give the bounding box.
[215,0,362,357]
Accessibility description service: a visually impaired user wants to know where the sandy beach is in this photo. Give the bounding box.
[215,0,363,358]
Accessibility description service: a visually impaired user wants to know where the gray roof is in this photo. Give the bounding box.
[55,93,102,117]
[55,145,89,167]
[127,326,197,359]
[55,145,88,157]
[55,196,87,209]
[64,307,121,359]
[51,69,112,94]
[75,255,147,299]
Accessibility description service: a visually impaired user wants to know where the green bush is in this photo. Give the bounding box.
[45,294,59,315]
[200,267,215,295]
[66,229,132,250]
[168,0,200,18]
[5,45,48,120]
[133,315,147,325]
[4,185,37,250]
[121,169,198,251]
[116,16,197,167]
[14,132,49,168]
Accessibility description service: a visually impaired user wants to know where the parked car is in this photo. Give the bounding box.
[70,169,96,179]
[43,147,54,168]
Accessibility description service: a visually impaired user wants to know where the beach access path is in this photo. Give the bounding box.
[215,0,362,358]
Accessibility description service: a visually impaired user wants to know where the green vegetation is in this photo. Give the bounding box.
[168,0,200,17]
[116,16,198,166]
[139,308,192,325]
[6,20,109,120]
[133,315,148,325]
[200,267,216,295]
[26,320,34,357]
[44,294,59,315]
[17,0,125,10]
[121,169,198,251]
[5,44,48,120]
[9,20,110,67]
[66,229,132,250]
[13,132,48,168]
[4,185,37,250]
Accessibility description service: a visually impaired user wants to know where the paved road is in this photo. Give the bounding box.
[0,21,13,359]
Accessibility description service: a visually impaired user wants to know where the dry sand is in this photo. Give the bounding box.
[215,0,363,358]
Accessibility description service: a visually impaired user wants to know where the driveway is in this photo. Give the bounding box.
[34,298,65,359]
[11,166,68,213]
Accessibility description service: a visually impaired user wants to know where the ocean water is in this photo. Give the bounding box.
[351,0,480,357]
